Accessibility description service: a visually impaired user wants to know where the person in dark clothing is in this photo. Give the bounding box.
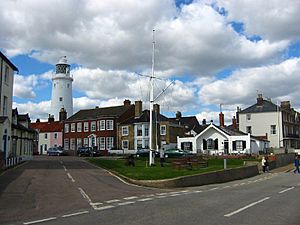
[160,149,165,167]
[294,155,300,174]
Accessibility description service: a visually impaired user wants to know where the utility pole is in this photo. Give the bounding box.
[149,29,155,166]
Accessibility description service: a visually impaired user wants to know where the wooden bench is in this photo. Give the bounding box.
[172,157,208,170]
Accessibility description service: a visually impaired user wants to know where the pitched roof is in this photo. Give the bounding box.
[120,110,169,124]
[0,51,18,72]
[12,123,37,133]
[169,116,201,133]
[240,100,278,113]
[66,105,134,121]
[30,121,63,132]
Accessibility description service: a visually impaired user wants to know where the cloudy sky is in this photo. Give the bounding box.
[1,0,300,124]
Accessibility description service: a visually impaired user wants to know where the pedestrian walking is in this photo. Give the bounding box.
[261,156,266,173]
[294,155,300,174]
[265,156,270,172]
[160,149,165,167]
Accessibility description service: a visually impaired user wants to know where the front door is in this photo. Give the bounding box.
[224,141,229,154]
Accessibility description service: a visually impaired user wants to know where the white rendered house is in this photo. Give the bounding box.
[238,94,300,150]
[177,123,268,155]
[51,56,73,120]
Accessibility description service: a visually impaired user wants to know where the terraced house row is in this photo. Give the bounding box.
[62,99,200,155]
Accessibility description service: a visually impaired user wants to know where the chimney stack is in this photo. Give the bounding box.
[219,112,224,127]
[59,108,67,121]
[280,101,291,110]
[257,94,264,105]
[48,114,55,123]
[232,116,237,130]
[153,104,160,114]
[135,100,142,118]
[36,118,40,123]
[176,111,182,120]
[123,99,131,106]
[202,119,206,125]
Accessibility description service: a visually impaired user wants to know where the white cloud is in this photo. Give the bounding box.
[199,58,300,108]
[13,100,51,121]
[216,0,300,42]
[0,0,289,77]
[13,74,37,98]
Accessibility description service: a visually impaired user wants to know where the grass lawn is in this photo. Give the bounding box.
[87,157,245,180]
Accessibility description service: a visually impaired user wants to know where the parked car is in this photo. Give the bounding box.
[77,147,101,157]
[136,149,160,157]
[47,147,64,156]
[164,148,193,158]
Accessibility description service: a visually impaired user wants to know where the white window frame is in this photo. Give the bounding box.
[84,138,88,146]
[246,114,251,121]
[144,125,149,137]
[122,126,129,136]
[106,137,114,149]
[99,120,105,131]
[122,140,129,150]
[136,124,143,136]
[160,125,166,136]
[84,122,89,132]
[107,120,113,130]
[64,139,69,150]
[77,138,82,148]
[71,123,75,132]
[99,137,105,150]
[65,124,69,133]
[91,121,96,132]
[270,125,276,135]
[77,122,82,132]
[70,138,76,150]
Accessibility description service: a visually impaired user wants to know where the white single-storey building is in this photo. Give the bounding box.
[177,123,269,155]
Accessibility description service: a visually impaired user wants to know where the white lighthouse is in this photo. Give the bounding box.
[51,56,73,120]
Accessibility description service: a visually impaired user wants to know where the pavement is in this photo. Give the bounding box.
[269,163,294,173]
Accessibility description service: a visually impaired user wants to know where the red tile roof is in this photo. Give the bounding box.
[30,121,63,133]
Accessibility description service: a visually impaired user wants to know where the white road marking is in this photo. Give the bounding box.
[94,205,115,211]
[62,211,89,218]
[137,198,153,202]
[118,201,135,206]
[156,192,169,196]
[106,199,121,203]
[193,190,203,193]
[63,165,67,171]
[222,186,231,189]
[210,187,219,190]
[169,191,181,194]
[143,194,155,197]
[90,202,103,206]
[23,217,57,224]
[179,190,189,193]
[156,195,167,199]
[224,197,270,217]
[67,173,75,182]
[169,194,181,197]
[124,196,138,200]
[279,187,295,194]
[78,187,92,204]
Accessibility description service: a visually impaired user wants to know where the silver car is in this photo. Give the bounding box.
[47,147,63,156]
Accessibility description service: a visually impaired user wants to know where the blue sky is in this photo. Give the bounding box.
[1,0,300,123]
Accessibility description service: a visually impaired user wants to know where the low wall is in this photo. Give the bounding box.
[125,165,259,188]
[275,153,295,167]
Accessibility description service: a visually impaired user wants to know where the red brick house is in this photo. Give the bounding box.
[63,100,134,155]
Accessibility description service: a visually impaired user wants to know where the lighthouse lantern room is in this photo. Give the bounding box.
[51,56,73,120]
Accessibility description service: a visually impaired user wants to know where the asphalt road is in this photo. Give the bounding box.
[0,156,160,225]
[1,156,300,225]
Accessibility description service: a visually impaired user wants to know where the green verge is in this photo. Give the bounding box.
[87,157,245,180]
